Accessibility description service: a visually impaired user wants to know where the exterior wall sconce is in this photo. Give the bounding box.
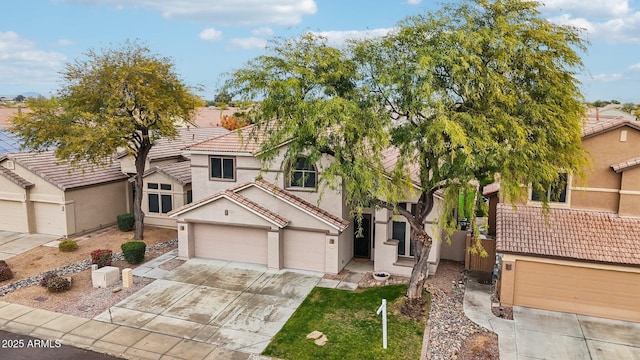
[505,263,512,270]
[179,225,184,231]
[329,239,335,245]
[225,209,229,216]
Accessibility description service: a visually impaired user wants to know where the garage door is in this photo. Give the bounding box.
[193,224,268,265]
[284,229,326,272]
[514,261,640,322]
[34,202,66,236]
[0,200,27,232]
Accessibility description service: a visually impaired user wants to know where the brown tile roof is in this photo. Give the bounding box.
[496,203,640,266]
[144,161,191,185]
[185,123,269,155]
[0,166,33,188]
[5,151,128,190]
[582,118,640,138]
[611,157,640,173]
[482,182,500,196]
[118,127,229,161]
[232,179,351,231]
[168,189,289,228]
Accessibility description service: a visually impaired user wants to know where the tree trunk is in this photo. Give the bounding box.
[133,141,152,240]
[406,230,432,300]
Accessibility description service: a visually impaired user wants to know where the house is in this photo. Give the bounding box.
[491,116,640,322]
[169,125,448,276]
[0,151,129,236]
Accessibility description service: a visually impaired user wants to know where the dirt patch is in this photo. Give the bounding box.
[396,297,428,323]
[492,305,514,320]
[458,332,500,360]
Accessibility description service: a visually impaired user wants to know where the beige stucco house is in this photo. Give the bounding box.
[491,116,640,322]
[0,151,129,236]
[169,125,447,276]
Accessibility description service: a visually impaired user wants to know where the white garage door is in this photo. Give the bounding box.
[34,202,66,236]
[284,229,326,272]
[0,200,27,232]
[514,261,640,322]
[193,224,268,265]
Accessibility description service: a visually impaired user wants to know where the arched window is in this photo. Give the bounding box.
[288,157,317,189]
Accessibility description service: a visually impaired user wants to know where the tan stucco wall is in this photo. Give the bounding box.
[174,197,277,229]
[619,167,640,217]
[65,180,128,235]
[141,172,189,228]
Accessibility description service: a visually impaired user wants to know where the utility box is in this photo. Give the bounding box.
[92,266,120,288]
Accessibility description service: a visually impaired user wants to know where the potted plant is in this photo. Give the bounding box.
[372,272,390,281]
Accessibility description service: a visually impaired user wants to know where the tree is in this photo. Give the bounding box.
[10,40,202,240]
[14,95,25,102]
[224,0,588,300]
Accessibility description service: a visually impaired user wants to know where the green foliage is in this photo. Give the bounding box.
[116,213,135,232]
[47,276,71,293]
[39,271,59,287]
[58,240,78,252]
[121,241,146,264]
[91,249,113,268]
[0,265,13,282]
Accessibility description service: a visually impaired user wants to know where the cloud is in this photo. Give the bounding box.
[591,73,623,82]
[230,37,268,50]
[406,0,422,4]
[56,39,74,46]
[629,63,640,71]
[252,27,274,36]
[199,28,222,41]
[0,31,66,90]
[312,28,395,47]
[549,11,640,43]
[541,0,630,18]
[67,0,317,25]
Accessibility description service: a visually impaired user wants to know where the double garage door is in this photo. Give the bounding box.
[513,261,640,322]
[193,224,326,272]
[0,200,26,232]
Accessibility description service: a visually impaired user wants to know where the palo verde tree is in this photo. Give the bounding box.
[10,40,202,240]
[224,0,589,300]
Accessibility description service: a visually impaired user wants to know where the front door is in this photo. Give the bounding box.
[354,214,371,258]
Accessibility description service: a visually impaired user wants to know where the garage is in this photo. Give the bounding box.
[513,260,640,322]
[284,229,326,272]
[0,200,27,233]
[193,223,268,265]
[34,202,66,236]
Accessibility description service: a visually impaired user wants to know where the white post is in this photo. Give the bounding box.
[376,298,388,349]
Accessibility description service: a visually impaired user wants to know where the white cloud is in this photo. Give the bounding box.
[629,63,640,71]
[252,27,274,36]
[199,28,222,41]
[541,0,630,18]
[56,39,74,46]
[312,28,395,47]
[407,0,422,4]
[592,73,623,82]
[549,11,640,43]
[67,0,317,25]
[230,37,268,50]
[0,31,66,89]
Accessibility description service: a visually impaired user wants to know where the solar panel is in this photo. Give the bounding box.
[0,130,21,154]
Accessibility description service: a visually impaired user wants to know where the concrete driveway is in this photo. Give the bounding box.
[95,258,321,354]
[0,231,60,260]
[513,306,640,360]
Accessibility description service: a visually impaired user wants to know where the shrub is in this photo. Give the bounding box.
[121,241,146,264]
[58,240,78,252]
[0,260,7,267]
[116,213,135,232]
[47,276,71,293]
[91,249,113,268]
[39,271,59,287]
[0,265,13,282]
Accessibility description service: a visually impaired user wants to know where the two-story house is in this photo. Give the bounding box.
[490,115,640,322]
[169,125,448,276]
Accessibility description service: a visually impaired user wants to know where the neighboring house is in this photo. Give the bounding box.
[0,151,129,236]
[0,130,21,155]
[490,116,640,322]
[119,127,229,228]
[169,125,447,276]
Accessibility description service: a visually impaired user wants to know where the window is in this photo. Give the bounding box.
[186,190,193,204]
[288,157,317,189]
[210,156,235,180]
[530,173,568,203]
[148,182,173,214]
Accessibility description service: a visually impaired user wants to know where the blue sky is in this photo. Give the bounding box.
[1,0,639,103]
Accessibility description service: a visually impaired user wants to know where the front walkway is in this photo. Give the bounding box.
[0,230,60,260]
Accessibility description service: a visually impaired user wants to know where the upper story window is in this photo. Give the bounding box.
[287,157,317,189]
[530,173,569,203]
[210,156,235,181]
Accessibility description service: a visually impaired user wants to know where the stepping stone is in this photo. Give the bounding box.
[314,334,328,346]
[306,330,323,339]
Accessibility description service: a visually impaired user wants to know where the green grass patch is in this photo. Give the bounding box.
[263,284,429,360]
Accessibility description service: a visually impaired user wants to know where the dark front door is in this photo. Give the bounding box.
[354,214,371,258]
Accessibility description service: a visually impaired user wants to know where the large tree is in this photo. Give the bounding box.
[224,0,589,300]
[10,40,202,240]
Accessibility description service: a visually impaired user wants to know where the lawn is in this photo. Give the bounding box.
[263,284,429,360]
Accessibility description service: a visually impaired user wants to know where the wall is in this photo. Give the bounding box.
[619,166,640,217]
[141,172,187,228]
[66,180,128,235]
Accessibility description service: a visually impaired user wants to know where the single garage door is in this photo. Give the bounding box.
[514,261,640,322]
[0,200,27,232]
[284,229,326,272]
[193,224,268,265]
[34,202,66,236]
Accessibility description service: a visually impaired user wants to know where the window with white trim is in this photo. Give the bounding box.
[287,157,317,189]
[148,182,173,214]
[210,156,235,181]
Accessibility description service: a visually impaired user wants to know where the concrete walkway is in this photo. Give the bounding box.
[463,275,640,359]
[0,231,60,260]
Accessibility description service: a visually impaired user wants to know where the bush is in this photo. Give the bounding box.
[39,271,59,287]
[0,265,13,282]
[47,276,71,293]
[58,240,78,252]
[116,213,135,232]
[91,249,113,268]
[0,260,7,267]
[121,241,146,264]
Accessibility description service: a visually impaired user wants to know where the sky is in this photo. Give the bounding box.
[1,0,639,103]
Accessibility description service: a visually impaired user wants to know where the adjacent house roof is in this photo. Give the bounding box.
[185,123,275,155]
[0,166,33,188]
[611,157,640,173]
[2,151,128,190]
[0,130,21,155]
[496,203,640,266]
[582,118,640,138]
[143,161,191,185]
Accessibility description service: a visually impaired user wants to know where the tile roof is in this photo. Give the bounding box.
[496,203,640,266]
[185,123,269,155]
[5,151,128,190]
[118,127,229,161]
[582,118,640,138]
[0,166,33,188]
[232,179,351,231]
[144,161,191,185]
[611,157,640,173]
